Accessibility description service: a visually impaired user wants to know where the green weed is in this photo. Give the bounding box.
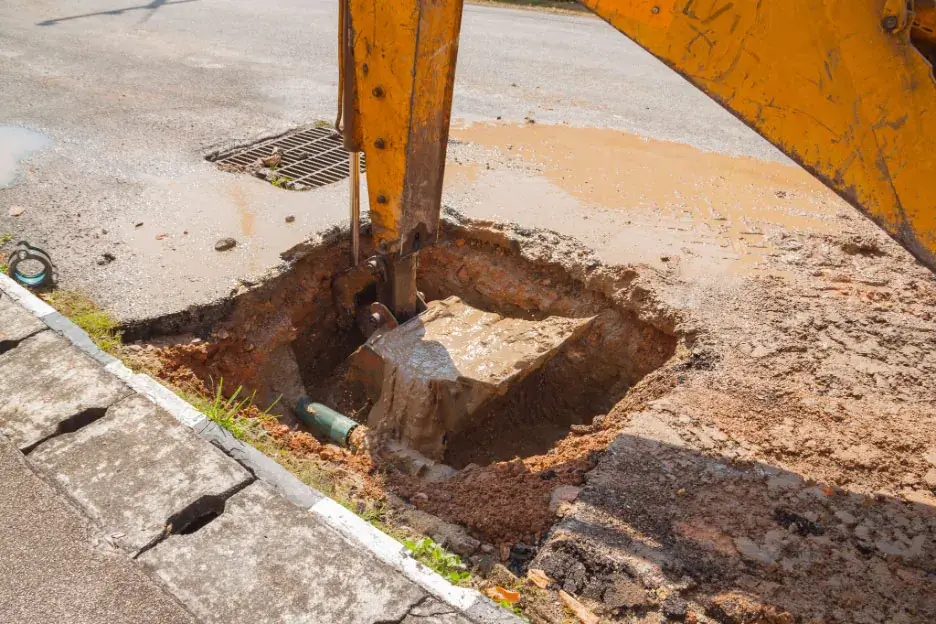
[41,290,123,354]
[403,537,472,585]
[0,233,13,246]
[269,174,293,189]
[498,600,525,617]
[182,379,277,441]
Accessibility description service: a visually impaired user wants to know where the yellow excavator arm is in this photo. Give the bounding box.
[340,0,936,319]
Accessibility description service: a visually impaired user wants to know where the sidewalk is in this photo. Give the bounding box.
[0,274,515,624]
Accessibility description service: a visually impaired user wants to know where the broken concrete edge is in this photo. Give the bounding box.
[0,273,521,624]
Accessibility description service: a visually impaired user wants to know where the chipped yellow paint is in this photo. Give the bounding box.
[347,0,464,255]
[579,0,936,271]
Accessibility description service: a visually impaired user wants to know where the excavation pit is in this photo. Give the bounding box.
[138,214,681,544]
[350,296,595,463]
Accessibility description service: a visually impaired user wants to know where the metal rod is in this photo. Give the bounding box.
[350,151,360,266]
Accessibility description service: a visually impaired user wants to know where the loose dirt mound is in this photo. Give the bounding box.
[532,227,936,623]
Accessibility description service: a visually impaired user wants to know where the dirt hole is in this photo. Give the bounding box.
[135,213,681,545]
[285,237,675,470]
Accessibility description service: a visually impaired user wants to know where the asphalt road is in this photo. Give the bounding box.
[0,0,780,322]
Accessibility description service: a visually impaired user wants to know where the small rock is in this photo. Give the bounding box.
[489,564,520,588]
[481,543,495,555]
[412,492,429,506]
[924,469,936,489]
[603,578,647,609]
[214,237,237,252]
[733,536,777,565]
[924,448,936,468]
[835,510,858,526]
[285,214,296,223]
[901,472,920,486]
[95,252,116,266]
[549,485,581,514]
[470,554,497,575]
[662,595,688,620]
[156,233,168,240]
[260,146,282,168]
[8,205,25,217]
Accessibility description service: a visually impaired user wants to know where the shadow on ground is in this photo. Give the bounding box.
[533,423,936,623]
[36,0,197,26]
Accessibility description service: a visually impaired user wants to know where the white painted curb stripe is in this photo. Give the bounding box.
[0,274,56,318]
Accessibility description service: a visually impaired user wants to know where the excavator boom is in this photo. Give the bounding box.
[342,0,936,319]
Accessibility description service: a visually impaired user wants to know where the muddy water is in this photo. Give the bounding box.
[447,123,847,275]
[0,126,53,188]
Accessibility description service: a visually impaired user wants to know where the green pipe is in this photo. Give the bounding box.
[296,398,358,447]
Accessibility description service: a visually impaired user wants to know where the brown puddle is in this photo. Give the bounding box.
[447,123,846,275]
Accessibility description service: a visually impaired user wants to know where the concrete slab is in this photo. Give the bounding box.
[0,291,45,344]
[141,481,427,624]
[359,296,592,458]
[30,393,253,555]
[0,436,197,624]
[0,330,130,450]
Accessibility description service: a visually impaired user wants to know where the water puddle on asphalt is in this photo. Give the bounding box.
[447,123,847,275]
[0,126,53,188]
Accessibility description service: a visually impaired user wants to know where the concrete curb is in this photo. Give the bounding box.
[0,274,519,624]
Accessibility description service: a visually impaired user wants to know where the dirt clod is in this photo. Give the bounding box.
[214,237,237,252]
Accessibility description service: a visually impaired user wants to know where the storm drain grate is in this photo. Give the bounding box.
[210,126,365,190]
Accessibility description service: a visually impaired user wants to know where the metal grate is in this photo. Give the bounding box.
[211,126,364,190]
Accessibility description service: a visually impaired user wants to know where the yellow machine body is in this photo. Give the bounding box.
[345,0,936,277]
[345,0,465,258]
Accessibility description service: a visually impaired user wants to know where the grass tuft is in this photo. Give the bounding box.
[41,289,123,355]
[180,379,278,442]
[403,537,472,585]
